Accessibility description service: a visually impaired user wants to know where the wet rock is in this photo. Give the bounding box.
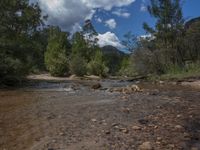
[138,142,153,150]
[91,83,102,89]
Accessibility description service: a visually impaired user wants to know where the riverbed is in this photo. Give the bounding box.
[0,78,200,150]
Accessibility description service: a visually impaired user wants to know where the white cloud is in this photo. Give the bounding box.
[97,32,124,48]
[96,18,102,23]
[112,9,130,18]
[105,19,117,29]
[82,0,135,11]
[32,0,135,31]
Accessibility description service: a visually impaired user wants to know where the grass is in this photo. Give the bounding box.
[148,63,200,81]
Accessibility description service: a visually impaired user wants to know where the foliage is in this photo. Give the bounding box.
[0,0,43,84]
[69,54,87,76]
[45,27,71,76]
[87,50,109,77]
[118,56,137,77]
[143,0,185,66]
[184,21,200,61]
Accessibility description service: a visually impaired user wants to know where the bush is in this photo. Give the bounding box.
[87,51,108,77]
[45,51,69,76]
[0,54,29,85]
[45,27,70,76]
[69,54,87,76]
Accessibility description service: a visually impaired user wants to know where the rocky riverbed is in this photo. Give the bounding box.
[0,76,200,150]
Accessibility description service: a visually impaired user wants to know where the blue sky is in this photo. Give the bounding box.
[93,0,200,40]
[34,0,200,49]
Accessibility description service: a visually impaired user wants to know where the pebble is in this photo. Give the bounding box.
[120,128,129,133]
[132,125,141,130]
[138,142,153,150]
[175,125,183,130]
[157,137,162,141]
[91,119,97,122]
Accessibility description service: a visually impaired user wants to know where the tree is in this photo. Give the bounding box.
[71,32,90,61]
[0,0,43,84]
[69,54,87,76]
[185,21,200,61]
[87,50,108,77]
[143,0,185,66]
[45,27,71,76]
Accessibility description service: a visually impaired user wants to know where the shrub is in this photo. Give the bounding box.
[45,27,70,76]
[87,51,108,77]
[69,54,87,76]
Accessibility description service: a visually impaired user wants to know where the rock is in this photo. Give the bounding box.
[84,75,101,80]
[138,119,149,125]
[121,107,130,113]
[191,147,198,150]
[156,137,162,141]
[105,130,111,134]
[69,74,78,80]
[119,128,129,134]
[112,123,119,127]
[91,118,97,122]
[131,84,143,92]
[175,125,183,130]
[159,81,164,84]
[132,126,141,130]
[91,83,102,89]
[138,142,153,150]
[59,132,65,136]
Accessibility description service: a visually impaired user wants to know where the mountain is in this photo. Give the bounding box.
[101,45,126,56]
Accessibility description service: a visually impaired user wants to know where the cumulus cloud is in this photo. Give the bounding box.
[105,19,117,29]
[32,0,135,31]
[112,9,131,18]
[97,32,124,48]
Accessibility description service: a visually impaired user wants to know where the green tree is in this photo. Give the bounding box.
[0,0,43,84]
[185,21,200,61]
[45,27,71,76]
[143,0,185,66]
[69,54,87,76]
[87,50,108,77]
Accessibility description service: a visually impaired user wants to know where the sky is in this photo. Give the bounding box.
[32,0,200,49]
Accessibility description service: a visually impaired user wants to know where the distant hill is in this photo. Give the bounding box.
[185,17,200,29]
[101,45,127,56]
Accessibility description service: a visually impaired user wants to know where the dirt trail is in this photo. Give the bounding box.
[0,78,200,150]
